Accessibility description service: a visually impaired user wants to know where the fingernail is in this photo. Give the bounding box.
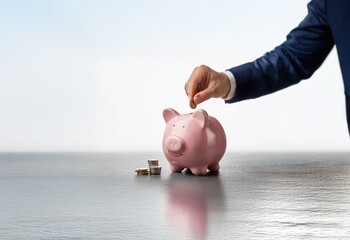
[194,94,200,102]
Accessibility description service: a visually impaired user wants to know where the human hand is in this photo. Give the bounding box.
[184,65,231,107]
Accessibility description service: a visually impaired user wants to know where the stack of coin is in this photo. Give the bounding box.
[150,166,162,175]
[135,168,149,175]
[135,159,162,175]
[147,159,159,174]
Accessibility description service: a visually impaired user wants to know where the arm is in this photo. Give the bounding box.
[226,0,334,103]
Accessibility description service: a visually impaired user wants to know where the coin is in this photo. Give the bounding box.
[147,159,159,167]
[135,168,149,175]
[189,99,197,109]
[150,166,162,175]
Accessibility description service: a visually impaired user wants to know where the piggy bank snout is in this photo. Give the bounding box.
[165,136,185,155]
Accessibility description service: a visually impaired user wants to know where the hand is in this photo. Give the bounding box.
[184,65,231,105]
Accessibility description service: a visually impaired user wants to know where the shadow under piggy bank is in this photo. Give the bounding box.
[165,172,225,239]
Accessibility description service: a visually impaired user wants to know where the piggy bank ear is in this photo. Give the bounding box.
[192,109,209,128]
[163,108,180,123]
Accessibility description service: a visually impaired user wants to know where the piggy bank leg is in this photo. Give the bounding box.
[190,167,207,176]
[208,163,220,172]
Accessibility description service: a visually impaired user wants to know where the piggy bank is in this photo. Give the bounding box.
[162,108,226,175]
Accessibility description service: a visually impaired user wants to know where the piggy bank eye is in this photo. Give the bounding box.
[182,125,185,128]
[172,124,175,127]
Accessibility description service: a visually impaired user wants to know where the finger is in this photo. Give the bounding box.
[184,83,189,97]
[186,66,208,100]
[186,74,199,100]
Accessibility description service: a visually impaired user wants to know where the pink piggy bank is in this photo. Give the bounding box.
[162,108,226,175]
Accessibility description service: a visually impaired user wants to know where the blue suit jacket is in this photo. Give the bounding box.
[226,0,350,135]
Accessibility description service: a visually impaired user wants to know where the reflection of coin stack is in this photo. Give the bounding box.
[148,159,162,175]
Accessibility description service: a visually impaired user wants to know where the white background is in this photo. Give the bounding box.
[1,0,349,152]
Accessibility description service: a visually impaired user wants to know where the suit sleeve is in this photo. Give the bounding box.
[225,0,334,103]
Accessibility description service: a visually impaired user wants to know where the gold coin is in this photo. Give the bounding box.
[135,168,149,175]
[189,99,197,109]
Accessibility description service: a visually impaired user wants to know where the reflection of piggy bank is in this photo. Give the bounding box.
[166,173,225,238]
[162,108,226,175]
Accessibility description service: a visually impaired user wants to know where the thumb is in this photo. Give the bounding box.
[194,88,213,105]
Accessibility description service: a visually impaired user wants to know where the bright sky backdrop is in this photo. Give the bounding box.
[1,0,349,152]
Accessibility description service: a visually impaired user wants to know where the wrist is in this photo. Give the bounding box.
[220,72,231,99]
[222,71,236,100]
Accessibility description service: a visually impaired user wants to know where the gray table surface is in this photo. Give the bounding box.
[1,152,349,240]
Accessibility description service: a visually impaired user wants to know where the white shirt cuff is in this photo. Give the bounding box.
[223,71,236,100]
